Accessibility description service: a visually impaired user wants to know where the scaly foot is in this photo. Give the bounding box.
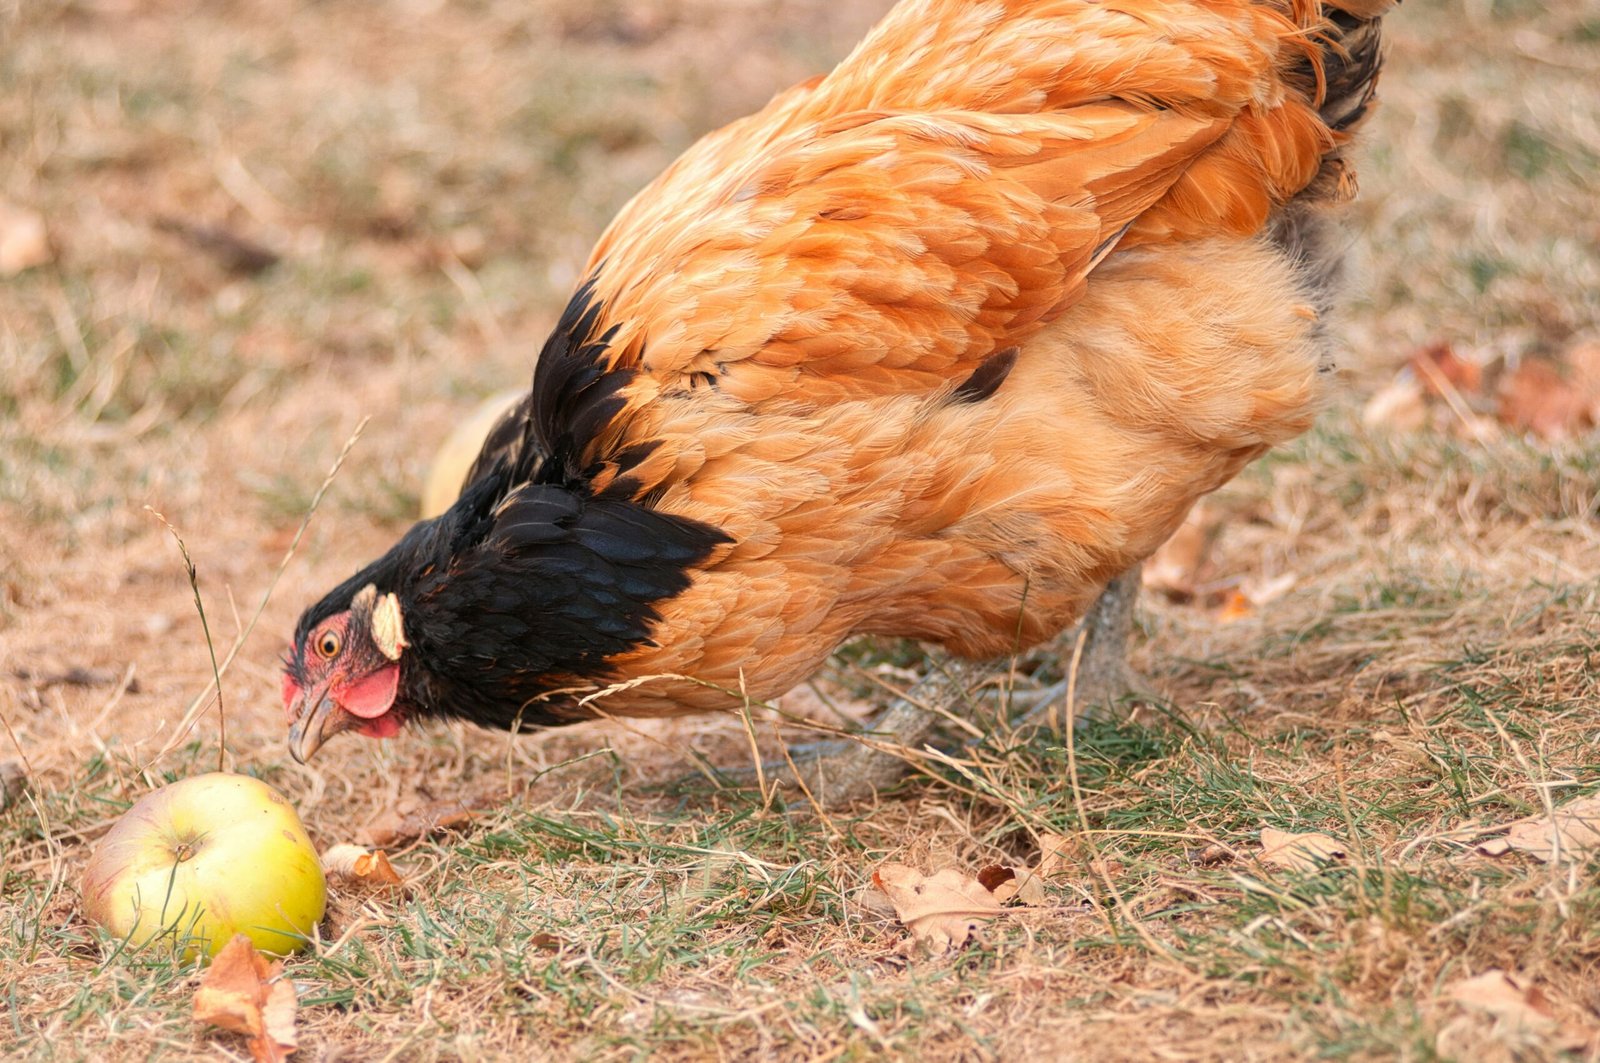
[1017,564,1152,730]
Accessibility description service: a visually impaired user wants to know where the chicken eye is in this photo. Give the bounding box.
[315,631,342,659]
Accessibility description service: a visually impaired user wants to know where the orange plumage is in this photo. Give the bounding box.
[563,0,1390,713]
[286,0,1393,761]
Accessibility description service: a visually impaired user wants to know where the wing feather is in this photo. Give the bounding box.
[517,0,1373,492]
[591,105,1227,407]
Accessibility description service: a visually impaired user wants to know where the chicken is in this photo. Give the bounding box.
[283,0,1394,783]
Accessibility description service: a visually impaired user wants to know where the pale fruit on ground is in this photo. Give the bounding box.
[82,772,326,960]
[420,388,523,519]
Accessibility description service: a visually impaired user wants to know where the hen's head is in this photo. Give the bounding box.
[283,583,409,762]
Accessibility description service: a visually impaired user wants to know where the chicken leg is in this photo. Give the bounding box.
[1025,563,1150,727]
[735,658,983,807]
[745,565,1149,805]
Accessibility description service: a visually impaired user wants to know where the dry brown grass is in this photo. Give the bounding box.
[3,0,1599,1059]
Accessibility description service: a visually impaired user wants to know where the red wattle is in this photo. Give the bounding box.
[358,713,403,739]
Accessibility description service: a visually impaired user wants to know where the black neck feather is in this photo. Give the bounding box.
[290,281,730,730]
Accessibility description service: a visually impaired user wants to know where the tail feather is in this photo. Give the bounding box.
[1293,0,1396,202]
[1315,5,1391,134]
[1270,1,1397,332]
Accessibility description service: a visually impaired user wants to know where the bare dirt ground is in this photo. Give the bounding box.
[3,0,1599,1059]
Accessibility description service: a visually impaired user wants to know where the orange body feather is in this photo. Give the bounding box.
[516,0,1394,717]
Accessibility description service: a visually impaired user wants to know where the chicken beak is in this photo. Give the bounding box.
[286,686,358,764]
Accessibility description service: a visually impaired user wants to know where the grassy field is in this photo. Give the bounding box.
[3,0,1600,1059]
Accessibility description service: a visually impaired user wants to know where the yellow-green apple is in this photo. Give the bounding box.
[82,773,326,959]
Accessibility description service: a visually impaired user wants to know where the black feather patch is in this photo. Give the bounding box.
[399,481,730,729]
[1284,6,1390,134]
[289,272,732,733]
[459,393,536,497]
[290,467,730,731]
[950,347,1018,404]
[527,277,634,489]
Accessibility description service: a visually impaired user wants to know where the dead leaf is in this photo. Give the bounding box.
[364,796,479,847]
[321,844,404,889]
[1188,842,1234,867]
[1411,341,1484,398]
[779,681,878,726]
[1259,828,1348,872]
[1447,971,1558,1030]
[1362,376,1427,433]
[192,934,298,1063]
[1566,340,1600,421]
[0,201,51,276]
[853,886,899,921]
[976,865,1016,894]
[1030,832,1077,877]
[981,833,1074,905]
[1441,970,1598,1057]
[1143,505,1209,600]
[257,985,297,1062]
[1497,359,1593,441]
[1476,793,1600,863]
[872,864,1003,952]
[1216,590,1255,624]
[987,865,1049,905]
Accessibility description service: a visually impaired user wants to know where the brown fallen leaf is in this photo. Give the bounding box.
[1208,574,1298,624]
[192,934,298,1063]
[1497,359,1593,441]
[321,844,405,889]
[1259,828,1348,872]
[872,864,1003,952]
[1443,969,1596,1053]
[528,932,563,953]
[0,200,51,276]
[1143,505,1210,600]
[981,833,1074,905]
[1187,842,1234,867]
[778,680,879,726]
[363,796,480,846]
[853,884,900,921]
[1216,590,1255,624]
[1475,793,1600,863]
[1567,340,1600,421]
[1411,341,1484,399]
[1447,970,1559,1031]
